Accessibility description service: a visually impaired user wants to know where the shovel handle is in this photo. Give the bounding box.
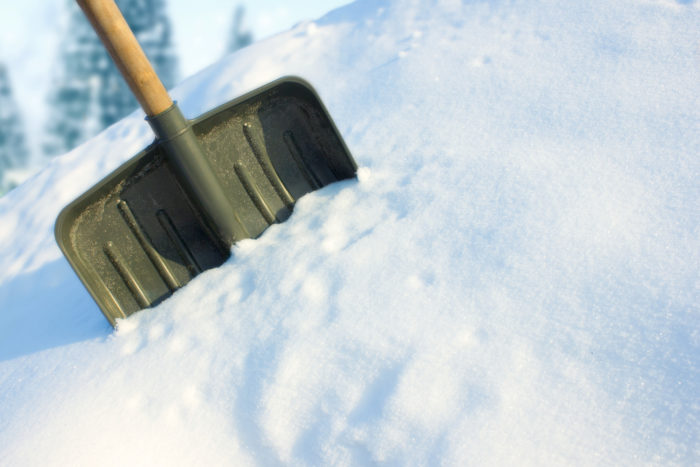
[76,0,173,116]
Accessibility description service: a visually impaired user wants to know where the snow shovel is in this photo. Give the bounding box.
[55,0,357,327]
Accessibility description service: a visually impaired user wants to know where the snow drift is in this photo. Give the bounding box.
[0,0,698,465]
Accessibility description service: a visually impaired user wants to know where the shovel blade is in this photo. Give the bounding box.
[55,78,356,326]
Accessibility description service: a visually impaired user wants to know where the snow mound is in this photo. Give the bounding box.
[0,0,698,465]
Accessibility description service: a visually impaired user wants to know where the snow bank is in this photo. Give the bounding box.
[1,0,698,465]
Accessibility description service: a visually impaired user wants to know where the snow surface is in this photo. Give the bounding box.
[1,0,699,464]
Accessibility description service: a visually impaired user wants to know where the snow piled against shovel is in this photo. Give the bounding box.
[0,0,698,465]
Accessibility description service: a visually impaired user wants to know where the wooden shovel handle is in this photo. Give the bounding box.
[76,0,173,116]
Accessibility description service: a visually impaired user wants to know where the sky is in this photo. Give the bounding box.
[0,0,350,162]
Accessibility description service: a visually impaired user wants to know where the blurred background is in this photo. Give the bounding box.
[0,0,349,196]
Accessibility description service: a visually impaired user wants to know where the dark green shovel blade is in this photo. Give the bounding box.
[55,78,357,326]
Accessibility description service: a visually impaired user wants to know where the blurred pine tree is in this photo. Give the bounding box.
[43,0,179,157]
[227,5,253,54]
[0,63,30,195]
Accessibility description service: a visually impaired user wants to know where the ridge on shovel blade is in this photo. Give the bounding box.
[56,78,357,326]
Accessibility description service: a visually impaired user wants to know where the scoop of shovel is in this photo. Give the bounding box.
[55,0,357,326]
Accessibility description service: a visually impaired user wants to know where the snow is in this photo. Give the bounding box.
[1,0,699,464]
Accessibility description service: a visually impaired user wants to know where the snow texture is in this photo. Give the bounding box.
[1,0,699,465]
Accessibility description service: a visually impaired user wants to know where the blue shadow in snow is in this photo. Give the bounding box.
[0,257,111,362]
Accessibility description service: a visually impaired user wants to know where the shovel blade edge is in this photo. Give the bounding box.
[55,78,357,326]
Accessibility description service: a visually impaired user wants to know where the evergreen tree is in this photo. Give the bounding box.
[42,2,101,157]
[227,5,253,54]
[0,63,30,195]
[43,0,178,157]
